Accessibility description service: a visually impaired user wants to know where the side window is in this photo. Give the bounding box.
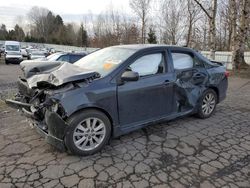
[172,53,194,70]
[130,53,165,77]
[57,55,70,62]
[70,55,84,63]
[194,56,205,68]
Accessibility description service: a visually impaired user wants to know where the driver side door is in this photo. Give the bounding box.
[117,51,175,129]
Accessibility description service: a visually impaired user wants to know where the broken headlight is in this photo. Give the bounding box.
[51,102,58,112]
[47,99,66,118]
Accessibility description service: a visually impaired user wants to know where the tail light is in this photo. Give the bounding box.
[225,71,229,78]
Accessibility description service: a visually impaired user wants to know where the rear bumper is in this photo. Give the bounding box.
[217,77,228,103]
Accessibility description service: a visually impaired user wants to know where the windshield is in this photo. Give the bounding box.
[47,53,62,61]
[6,45,19,51]
[75,47,136,77]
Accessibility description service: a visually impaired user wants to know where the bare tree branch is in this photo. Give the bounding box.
[193,0,212,19]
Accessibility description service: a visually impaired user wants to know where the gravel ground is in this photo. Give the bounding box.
[0,57,22,100]
[0,61,250,188]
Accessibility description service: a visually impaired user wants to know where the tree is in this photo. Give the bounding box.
[0,24,8,40]
[161,0,185,45]
[129,0,151,44]
[185,0,201,47]
[28,6,50,40]
[194,0,218,60]
[147,27,157,43]
[231,0,250,70]
[14,24,25,41]
[77,23,88,47]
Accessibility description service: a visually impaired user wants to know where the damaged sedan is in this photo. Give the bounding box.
[6,45,228,156]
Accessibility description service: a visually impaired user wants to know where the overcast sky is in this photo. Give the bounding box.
[0,0,131,29]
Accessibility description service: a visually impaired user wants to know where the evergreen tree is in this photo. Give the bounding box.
[77,23,88,47]
[147,27,157,44]
[0,24,8,40]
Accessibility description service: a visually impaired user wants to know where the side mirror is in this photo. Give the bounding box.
[121,71,139,82]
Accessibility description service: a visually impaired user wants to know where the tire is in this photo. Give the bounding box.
[5,59,9,64]
[65,109,111,156]
[196,89,217,119]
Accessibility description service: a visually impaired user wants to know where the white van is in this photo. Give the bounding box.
[4,41,23,64]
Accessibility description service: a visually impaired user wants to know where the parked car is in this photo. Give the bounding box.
[27,49,47,60]
[45,52,87,63]
[6,45,228,156]
[20,47,28,58]
[4,41,23,64]
[0,43,5,53]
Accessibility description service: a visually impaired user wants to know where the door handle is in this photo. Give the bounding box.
[193,73,204,78]
[164,80,170,85]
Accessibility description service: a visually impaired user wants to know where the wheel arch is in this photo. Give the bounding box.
[208,86,219,103]
[67,106,114,135]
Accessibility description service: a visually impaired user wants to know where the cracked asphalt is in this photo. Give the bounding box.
[0,63,250,188]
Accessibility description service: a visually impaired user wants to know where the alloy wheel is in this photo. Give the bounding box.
[73,117,106,151]
[202,93,216,115]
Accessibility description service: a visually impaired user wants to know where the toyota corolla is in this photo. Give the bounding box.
[6,45,228,156]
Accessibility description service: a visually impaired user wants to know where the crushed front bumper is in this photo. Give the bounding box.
[6,99,68,151]
[25,109,67,151]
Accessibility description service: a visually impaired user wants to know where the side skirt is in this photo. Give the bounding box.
[113,109,193,138]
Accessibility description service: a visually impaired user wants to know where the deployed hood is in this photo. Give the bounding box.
[20,60,100,89]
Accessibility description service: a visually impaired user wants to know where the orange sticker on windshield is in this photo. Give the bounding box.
[103,63,114,70]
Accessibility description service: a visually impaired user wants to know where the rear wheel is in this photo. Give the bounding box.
[65,110,111,156]
[197,89,217,119]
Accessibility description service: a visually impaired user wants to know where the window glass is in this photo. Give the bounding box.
[194,56,204,68]
[5,45,19,51]
[130,53,164,77]
[57,55,70,62]
[172,53,193,70]
[75,47,136,77]
[70,55,84,63]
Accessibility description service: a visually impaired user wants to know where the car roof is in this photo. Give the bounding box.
[113,44,192,51]
[5,41,20,45]
[55,52,87,55]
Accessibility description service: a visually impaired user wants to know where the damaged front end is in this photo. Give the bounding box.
[6,78,70,150]
[5,61,100,151]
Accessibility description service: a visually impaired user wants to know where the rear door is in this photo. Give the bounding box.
[170,49,208,109]
[170,50,208,85]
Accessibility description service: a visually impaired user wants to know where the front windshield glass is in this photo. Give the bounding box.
[6,45,19,51]
[75,47,136,77]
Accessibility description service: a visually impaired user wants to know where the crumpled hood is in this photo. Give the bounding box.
[20,60,99,88]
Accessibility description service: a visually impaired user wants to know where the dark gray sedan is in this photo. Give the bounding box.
[6,45,228,156]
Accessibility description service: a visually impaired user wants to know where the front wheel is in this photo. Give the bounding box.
[196,89,217,119]
[65,110,111,156]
